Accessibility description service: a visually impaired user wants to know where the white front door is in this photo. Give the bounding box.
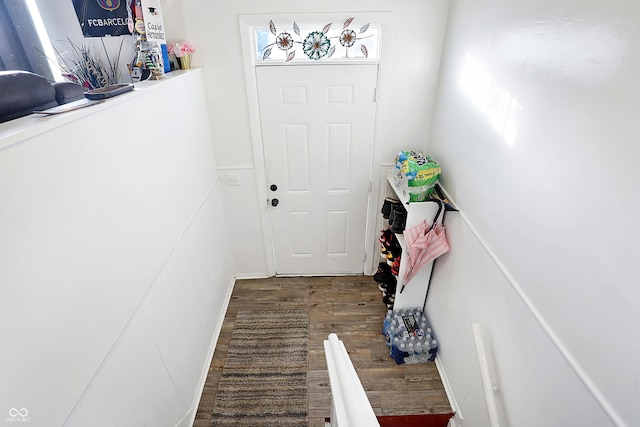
[257,64,378,275]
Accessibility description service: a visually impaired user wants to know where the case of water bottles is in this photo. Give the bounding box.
[382,308,438,364]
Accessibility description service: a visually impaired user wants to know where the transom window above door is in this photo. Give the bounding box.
[254,17,380,63]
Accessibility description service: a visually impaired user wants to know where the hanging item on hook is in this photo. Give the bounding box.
[400,200,449,292]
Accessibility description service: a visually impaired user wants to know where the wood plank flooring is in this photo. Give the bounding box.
[194,276,452,427]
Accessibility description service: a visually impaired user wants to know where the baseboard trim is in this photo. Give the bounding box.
[435,355,462,421]
[235,272,271,280]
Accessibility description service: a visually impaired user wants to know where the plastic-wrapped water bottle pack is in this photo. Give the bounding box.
[382,308,438,364]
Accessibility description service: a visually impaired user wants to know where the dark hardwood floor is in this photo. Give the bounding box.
[194,276,452,426]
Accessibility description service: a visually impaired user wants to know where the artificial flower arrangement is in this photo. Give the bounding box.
[167,41,196,70]
[168,40,196,58]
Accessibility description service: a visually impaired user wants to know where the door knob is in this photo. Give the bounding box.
[271,198,279,207]
[270,184,278,191]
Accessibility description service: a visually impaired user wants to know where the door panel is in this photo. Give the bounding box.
[257,64,377,275]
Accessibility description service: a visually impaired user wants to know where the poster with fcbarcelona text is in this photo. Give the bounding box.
[72,0,132,37]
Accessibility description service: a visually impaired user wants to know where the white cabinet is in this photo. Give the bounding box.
[384,171,451,311]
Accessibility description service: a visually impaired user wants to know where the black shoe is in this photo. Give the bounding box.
[383,280,397,296]
[388,206,395,226]
[379,229,394,246]
[390,205,407,233]
[383,294,395,308]
[377,275,397,292]
[387,243,402,259]
[381,198,398,219]
[373,262,393,283]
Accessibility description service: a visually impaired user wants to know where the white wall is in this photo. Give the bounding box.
[161,0,451,276]
[426,0,640,425]
[0,70,234,426]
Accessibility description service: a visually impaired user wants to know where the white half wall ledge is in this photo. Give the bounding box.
[0,69,197,151]
[0,69,235,427]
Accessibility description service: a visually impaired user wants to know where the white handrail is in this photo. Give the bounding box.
[323,333,380,427]
[472,323,501,427]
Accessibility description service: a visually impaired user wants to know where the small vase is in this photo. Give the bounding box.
[180,54,192,70]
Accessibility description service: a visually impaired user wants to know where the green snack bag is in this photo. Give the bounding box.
[406,153,441,202]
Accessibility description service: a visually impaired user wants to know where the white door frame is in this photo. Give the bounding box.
[239,12,393,276]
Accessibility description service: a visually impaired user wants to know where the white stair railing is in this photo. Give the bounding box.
[323,333,380,427]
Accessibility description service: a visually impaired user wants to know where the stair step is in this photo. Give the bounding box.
[377,413,455,427]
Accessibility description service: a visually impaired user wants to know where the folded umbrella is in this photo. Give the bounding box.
[402,200,450,289]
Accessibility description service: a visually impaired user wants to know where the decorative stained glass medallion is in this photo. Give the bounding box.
[302,31,331,60]
[259,17,377,62]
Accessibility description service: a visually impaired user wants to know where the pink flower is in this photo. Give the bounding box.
[170,41,196,58]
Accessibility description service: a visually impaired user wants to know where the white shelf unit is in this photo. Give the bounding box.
[384,170,447,311]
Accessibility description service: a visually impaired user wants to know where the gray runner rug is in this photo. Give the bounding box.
[210,309,309,426]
